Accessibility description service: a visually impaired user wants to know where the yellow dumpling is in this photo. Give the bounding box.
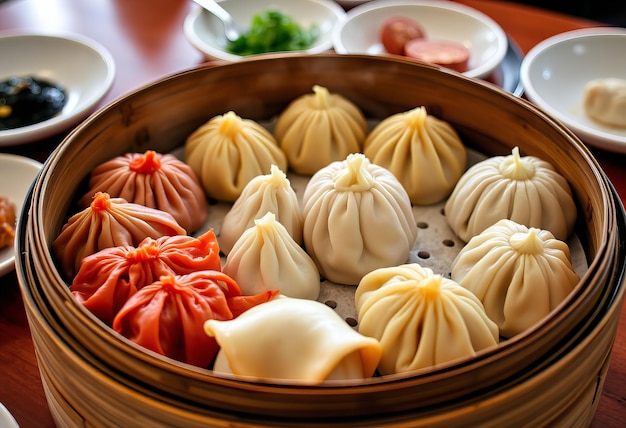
[275,85,368,175]
[363,106,467,205]
[184,111,287,202]
[451,219,579,338]
[355,263,498,375]
[444,146,577,242]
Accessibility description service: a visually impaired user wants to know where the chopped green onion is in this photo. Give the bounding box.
[227,9,319,56]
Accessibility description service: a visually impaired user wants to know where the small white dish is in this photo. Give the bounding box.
[0,31,116,146]
[184,0,347,61]
[521,27,626,153]
[332,0,508,79]
[0,153,42,277]
[0,403,19,428]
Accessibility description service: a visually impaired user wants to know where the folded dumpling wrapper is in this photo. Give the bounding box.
[219,164,302,256]
[363,106,467,205]
[451,219,579,338]
[275,85,368,175]
[444,146,576,242]
[302,153,418,285]
[52,192,186,279]
[77,150,208,232]
[184,111,287,202]
[223,212,320,300]
[355,263,499,375]
[205,296,382,383]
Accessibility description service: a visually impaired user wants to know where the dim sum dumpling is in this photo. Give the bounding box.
[223,212,320,300]
[77,150,208,233]
[219,164,302,255]
[205,296,382,383]
[444,147,576,242]
[184,111,288,202]
[52,192,186,278]
[363,106,467,205]
[583,78,626,128]
[355,263,499,375]
[451,219,579,338]
[302,153,417,285]
[70,230,221,325]
[274,85,368,175]
[112,272,277,368]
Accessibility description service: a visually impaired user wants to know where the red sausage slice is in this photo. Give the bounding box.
[380,16,426,56]
[404,39,471,73]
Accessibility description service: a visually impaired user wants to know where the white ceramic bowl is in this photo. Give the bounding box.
[332,0,508,79]
[184,0,347,61]
[521,27,626,153]
[0,403,18,428]
[0,32,115,146]
[0,153,42,277]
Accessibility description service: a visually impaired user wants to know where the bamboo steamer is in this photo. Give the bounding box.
[15,54,626,427]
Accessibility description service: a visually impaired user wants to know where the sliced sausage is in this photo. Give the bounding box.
[404,39,471,73]
[380,16,426,56]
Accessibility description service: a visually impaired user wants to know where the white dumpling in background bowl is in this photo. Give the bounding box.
[302,153,418,285]
[451,219,580,338]
[204,296,382,383]
[583,78,626,128]
[223,212,320,300]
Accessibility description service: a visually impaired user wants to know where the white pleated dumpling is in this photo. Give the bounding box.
[274,85,368,175]
[355,263,499,375]
[219,164,302,256]
[302,153,418,285]
[184,111,288,202]
[451,219,579,338]
[444,146,577,242]
[204,296,382,383]
[583,78,626,128]
[363,106,467,205]
[223,212,320,300]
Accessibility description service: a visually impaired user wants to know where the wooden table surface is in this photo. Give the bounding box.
[0,0,624,427]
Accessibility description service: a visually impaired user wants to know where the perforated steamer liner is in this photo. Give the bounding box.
[16,54,626,426]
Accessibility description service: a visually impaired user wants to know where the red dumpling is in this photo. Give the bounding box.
[78,150,208,232]
[70,229,221,325]
[52,191,186,278]
[112,271,278,368]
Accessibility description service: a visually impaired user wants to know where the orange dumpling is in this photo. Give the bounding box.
[112,272,278,368]
[78,150,208,232]
[52,192,186,279]
[70,230,221,325]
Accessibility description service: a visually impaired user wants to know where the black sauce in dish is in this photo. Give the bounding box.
[0,76,67,130]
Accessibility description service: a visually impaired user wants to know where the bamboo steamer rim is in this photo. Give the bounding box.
[17,54,623,408]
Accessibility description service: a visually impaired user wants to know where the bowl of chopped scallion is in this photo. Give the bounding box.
[184,0,347,61]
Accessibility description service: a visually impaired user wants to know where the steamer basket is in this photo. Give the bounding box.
[16,54,626,426]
